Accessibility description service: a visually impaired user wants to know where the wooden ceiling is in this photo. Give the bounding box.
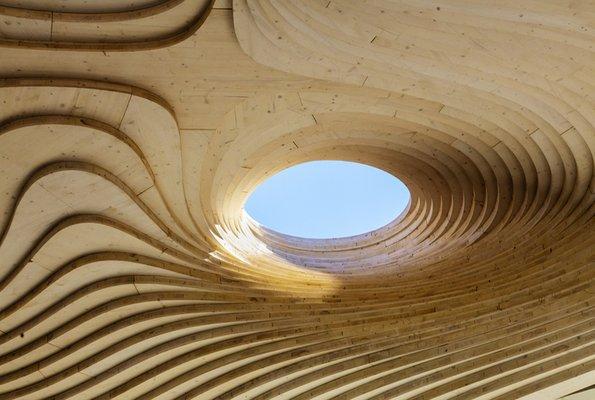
[0,1,593,399]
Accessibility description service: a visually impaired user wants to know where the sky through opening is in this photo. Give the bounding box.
[245,161,410,239]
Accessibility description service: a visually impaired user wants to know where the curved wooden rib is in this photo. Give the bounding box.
[0,1,594,399]
[0,1,183,17]
[0,0,214,51]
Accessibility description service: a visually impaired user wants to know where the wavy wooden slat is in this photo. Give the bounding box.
[0,1,593,399]
[0,0,214,51]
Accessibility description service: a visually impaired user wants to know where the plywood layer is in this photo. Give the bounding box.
[0,1,593,399]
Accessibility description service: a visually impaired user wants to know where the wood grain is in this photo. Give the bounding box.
[0,1,593,399]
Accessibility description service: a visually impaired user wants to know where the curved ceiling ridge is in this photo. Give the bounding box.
[0,1,593,399]
[0,0,184,17]
[0,0,214,51]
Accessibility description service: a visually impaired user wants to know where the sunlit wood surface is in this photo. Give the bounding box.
[0,1,593,399]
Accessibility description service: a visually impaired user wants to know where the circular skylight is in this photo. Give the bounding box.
[245,161,410,239]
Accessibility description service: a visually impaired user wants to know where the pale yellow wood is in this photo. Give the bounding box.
[0,0,213,50]
[0,1,593,399]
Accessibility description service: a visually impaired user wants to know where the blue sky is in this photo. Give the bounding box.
[245,161,410,239]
